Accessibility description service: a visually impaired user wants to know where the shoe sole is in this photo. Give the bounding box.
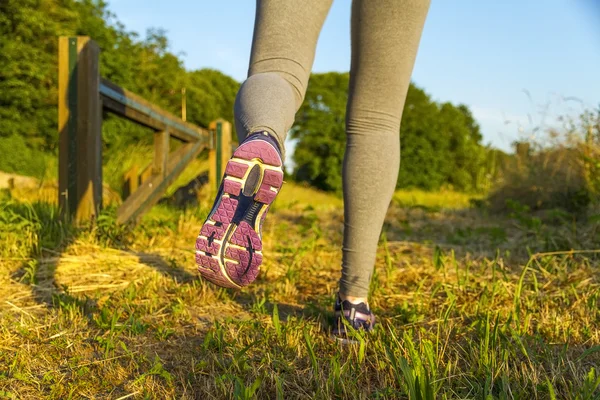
[195,139,283,289]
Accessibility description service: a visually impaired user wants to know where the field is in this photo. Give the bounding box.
[1,182,599,399]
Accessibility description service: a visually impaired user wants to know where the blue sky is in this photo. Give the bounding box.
[107,0,600,152]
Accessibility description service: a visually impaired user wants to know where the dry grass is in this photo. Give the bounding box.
[489,145,590,212]
[489,116,600,213]
[1,180,599,399]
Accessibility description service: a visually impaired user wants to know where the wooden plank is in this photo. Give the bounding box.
[220,120,232,168]
[76,37,102,224]
[208,146,216,194]
[153,130,169,177]
[208,119,232,191]
[181,87,186,121]
[140,165,153,184]
[58,37,71,218]
[100,79,210,144]
[101,95,166,132]
[116,141,206,224]
[216,123,222,184]
[122,165,139,200]
[58,36,102,224]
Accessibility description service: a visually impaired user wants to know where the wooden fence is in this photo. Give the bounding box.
[58,36,231,225]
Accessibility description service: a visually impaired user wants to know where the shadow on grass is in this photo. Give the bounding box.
[4,196,599,397]
[3,198,318,326]
[158,171,208,209]
[6,201,77,309]
[133,251,197,283]
[229,290,325,322]
[4,201,199,329]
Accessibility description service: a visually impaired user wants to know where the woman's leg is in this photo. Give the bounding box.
[234,0,333,155]
[339,0,430,300]
[197,0,332,288]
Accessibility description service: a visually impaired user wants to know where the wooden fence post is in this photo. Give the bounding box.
[58,36,102,224]
[153,129,169,178]
[208,119,232,192]
[122,165,139,200]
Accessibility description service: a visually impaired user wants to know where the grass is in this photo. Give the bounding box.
[275,182,343,211]
[1,178,599,399]
[393,188,481,211]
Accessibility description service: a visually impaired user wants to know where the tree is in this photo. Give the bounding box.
[396,84,446,190]
[0,0,77,150]
[186,69,239,130]
[0,0,240,176]
[433,102,486,191]
[291,72,489,193]
[291,72,349,193]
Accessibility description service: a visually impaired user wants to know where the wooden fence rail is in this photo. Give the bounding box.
[58,36,231,225]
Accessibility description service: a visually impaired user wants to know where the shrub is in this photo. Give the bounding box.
[0,134,54,179]
[489,108,599,213]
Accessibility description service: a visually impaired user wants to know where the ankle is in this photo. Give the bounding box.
[245,131,283,155]
[339,292,369,306]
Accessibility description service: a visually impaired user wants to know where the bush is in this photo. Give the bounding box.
[0,134,54,179]
[488,108,599,213]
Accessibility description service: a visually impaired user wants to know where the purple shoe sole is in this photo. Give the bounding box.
[195,138,283,289]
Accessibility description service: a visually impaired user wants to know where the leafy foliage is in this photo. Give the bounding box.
[1,0,493,196]
[0,0,77,151]
[291,72,492,193]
[0,134,53,178]
[292,73,349,193]
[0,0,239,174]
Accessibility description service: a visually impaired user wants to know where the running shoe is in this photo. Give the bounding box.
[195,132,284,289]
[331,294,376,343]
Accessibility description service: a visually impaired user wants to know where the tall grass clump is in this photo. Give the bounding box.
[0,200,69,258]
[102,144,154,196]
[489,108,600,213]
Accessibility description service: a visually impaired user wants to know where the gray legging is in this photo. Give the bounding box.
[234,0,430,298]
